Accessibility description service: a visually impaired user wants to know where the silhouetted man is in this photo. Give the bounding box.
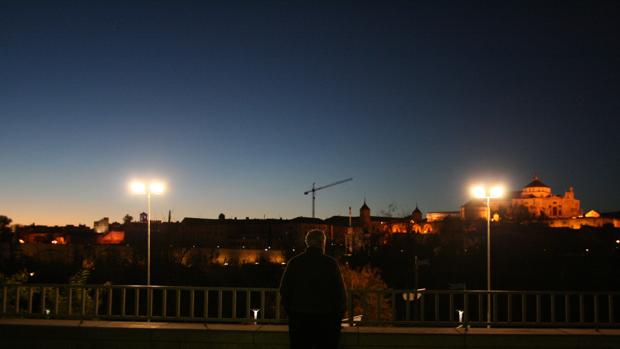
[279,229,346,349]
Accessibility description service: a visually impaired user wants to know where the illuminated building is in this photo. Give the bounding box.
[512,177,580,218]
[461,176,581,220]
[93,217,109,234]
[426,211,460,222]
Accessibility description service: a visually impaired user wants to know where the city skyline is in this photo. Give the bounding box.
[2,1,619,225]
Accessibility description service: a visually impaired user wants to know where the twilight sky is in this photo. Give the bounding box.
[1,1,619,225]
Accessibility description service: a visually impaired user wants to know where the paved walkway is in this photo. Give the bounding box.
[1,318,619,348]
[1,318,619,335]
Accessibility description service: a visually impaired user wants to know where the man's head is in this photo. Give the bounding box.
[305,229,326,252]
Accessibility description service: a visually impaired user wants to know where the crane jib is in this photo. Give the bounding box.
[303,177,353,218]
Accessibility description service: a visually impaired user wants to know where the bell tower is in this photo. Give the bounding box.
[360,200,371,229]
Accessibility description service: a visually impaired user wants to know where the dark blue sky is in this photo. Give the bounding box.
[1,1,619,225]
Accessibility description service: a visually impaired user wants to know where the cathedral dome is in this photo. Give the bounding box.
[521,176,552,198]
[524,177,549,188]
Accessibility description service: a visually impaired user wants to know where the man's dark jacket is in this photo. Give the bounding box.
[279,247,346,316]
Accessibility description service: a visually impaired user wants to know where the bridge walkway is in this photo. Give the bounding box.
[1,319,619,348]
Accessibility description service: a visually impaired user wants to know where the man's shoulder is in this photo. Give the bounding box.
[320,253,339,265]
[287,251,306,264]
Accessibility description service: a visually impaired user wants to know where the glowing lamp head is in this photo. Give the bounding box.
[471,184,505,199]
[471,185,487,199]
[130,181,146,194]
[490,185,505,198]
[149,182,165,195]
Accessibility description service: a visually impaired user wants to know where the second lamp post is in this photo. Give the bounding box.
[471,184,504,327]
[130,180,165,286]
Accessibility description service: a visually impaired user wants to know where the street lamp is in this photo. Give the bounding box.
[130,180,166,286]
[471,183,504,327]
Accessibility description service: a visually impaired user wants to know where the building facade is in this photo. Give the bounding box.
[512,177,580,218]
[461,176,582,220]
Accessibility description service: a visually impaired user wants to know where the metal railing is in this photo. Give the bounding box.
[1,284,619,328]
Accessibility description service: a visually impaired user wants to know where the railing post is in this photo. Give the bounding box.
[217,290,223,320]
[246,289,251,320]
[565,294,570,323]
[507,294,512,323]
[550,294,555,324]
[260,290,266,321]
[41,287,46,316]
[463,292,469,326]
[594,294,599,326]
[276,291,281,321]
[405,290,411,321]
[28,287,34,316]
[609,295,614,324]
[15,287,20,315]
[521,294,526,323]
[190,289,196,319]
[478,293,483,323]
[434,293,439,322]
[549,293,555,323]
[232,289,237,320]
[147,287,153,321]
[204,289,209,321]
[121,288,127,317]
[536,294,541,323]
[375,290,381,322]
[94,288,100,317]
[412,289,417,321]
[348,290,354,327]
[391,291,396,324]
[107,286,113,317]
[68,287,72,316]
[493,293,498,323]
[176,288,181,319]
[134,288,140,317]
[162,289,167,319]
[420,292,425,322]
[449,293,454,322]
[55,287,60,316]
[579,294,585,323]
[2,286,7,315]
[81,287,87,318]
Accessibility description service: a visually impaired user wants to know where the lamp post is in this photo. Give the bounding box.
[130,180,165,286]
[471,184,504,327]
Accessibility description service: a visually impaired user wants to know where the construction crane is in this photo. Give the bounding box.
[304,177,353,218]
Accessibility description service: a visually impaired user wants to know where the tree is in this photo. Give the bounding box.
[380,202,398,217]
[0,215,13,242]
[123,214,133,225]
[340,264,392,323]
[0,215,12,230]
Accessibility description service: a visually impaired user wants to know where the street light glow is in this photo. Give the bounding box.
[149,182,165,195]
[130,181,146,194]
[490,185,505,198]
[471,185,486,199]
[471,184,505,199]
[130,180,166,195]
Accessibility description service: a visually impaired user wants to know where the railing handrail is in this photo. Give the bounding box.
[2,284,618,295]
[1,284,618,328]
